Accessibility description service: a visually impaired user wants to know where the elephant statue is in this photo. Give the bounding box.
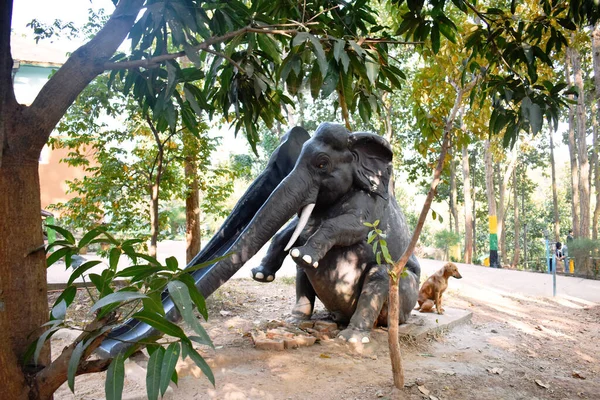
[247,122,421,342]
[97,123,420,357]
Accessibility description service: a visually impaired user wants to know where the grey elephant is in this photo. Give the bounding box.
[247,122,420,343]
[98,123,420,357]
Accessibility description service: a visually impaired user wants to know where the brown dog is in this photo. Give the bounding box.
[416,262,462,315]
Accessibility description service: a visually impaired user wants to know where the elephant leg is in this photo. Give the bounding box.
[251,218,298,282]
[290,213,368,268]
[338,263,388,344]
[288,266,316,322]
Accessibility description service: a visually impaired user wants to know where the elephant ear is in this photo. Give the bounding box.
[349,132,393,199]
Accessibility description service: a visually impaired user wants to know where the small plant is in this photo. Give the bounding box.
[29,224,223,400]
[364,220,407,283]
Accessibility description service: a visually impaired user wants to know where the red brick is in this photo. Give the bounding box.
[254,338,285,351]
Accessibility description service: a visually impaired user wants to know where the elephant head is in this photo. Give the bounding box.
[193,123,394,294]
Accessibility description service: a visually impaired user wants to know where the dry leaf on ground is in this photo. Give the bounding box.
[535,379,549,389]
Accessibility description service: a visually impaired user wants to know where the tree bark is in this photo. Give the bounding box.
[462,146,473,264]
[498,148,518,266]
[0,160,48,399]
[572,45,590,239]
[566,47,581,238]
[549,128,561,242]
[592,24,600,239]
[484,140,499,268]
[450,150,459,235]
[185,157,202,263]
[511,168,521,268]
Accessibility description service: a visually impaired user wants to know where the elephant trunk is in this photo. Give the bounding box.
[196,173,317,297]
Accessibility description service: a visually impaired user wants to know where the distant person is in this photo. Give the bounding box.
[567,229,574,244]
[556,242,565,272]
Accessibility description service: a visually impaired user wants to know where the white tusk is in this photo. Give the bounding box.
[284,203,315,251]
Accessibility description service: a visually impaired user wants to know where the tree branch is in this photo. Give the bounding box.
[387,75,476,389]
[0,0,18,168]
[103,24,421,72]
[34,314,117,400]
[21,0,144,155]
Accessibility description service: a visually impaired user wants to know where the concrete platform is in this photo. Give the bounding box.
[397,307,472,340]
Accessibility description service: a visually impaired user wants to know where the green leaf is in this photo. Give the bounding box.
[437,17,458,44]
[90,292,148,313]
[45,224,75,244]
[160,343,181,396]
[168,280,213,347]
[146,347,164,400]
[34,322,61,365]
[51,299,67,320]
[178,274,208,320]
[67,260,103,286]
[53,285,77,309]
[105,354,125,400]
[382,245,393,264]
[292,32,309,47]
[182,340,215,386]
[133,310,187,339]
[310,62,323,99]
[333,39,344,61]
[256,33,281,63]
[78,226,107,248]
[431,23,440,54]
[165,256,178,271]
[46,246,74,268]
[67,341,85,392]
[307,34,328,77]
[184,253,231,273]
[114,265,165,279]
[109,247,121,270]
[367,231,377,244]
[365,60,379,86]
[143,293,165,316]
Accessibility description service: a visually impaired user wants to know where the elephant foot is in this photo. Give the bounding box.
[285,313,311,325]
[250,266,276,282]
[289,247,319,268]
[338,327,371,344]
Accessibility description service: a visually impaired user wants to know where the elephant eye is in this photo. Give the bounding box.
[316,159,329,170]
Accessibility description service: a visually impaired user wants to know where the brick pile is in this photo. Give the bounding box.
[250,320,340,351]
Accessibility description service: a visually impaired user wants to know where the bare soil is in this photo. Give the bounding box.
[50,276,600,399]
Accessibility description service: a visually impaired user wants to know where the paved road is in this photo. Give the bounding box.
[47,240,600,305]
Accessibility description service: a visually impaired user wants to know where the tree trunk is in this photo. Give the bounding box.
[484,140,499,268]
[549,128,561,242]
[0,160,49,399]
[497,148,518,266]
[185,157,201,263]
[388,78,472,388]
[149,183,160,257]
[592,24,600,239]
[566,47,581,238]
[511,168,520,268]
[450,150,459,235]
[572,45,590,239]
[462,146,473,264]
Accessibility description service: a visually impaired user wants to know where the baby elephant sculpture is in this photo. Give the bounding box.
[249,123,421,343]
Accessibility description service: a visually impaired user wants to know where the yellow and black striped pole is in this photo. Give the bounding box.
[489,215,499,268]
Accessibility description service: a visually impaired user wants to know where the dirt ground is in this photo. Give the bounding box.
[51,272,600,400]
